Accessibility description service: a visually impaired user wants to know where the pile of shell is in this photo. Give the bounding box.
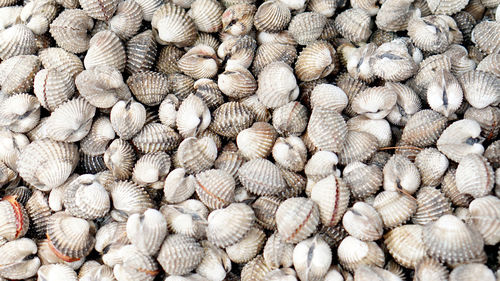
[0,0,499,279]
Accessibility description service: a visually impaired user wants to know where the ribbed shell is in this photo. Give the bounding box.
[338,130,378,165]
[0,196,29,241]
[373,191,417,228]
[218,65,257,99]
[370,41,418,82]
[423,214,485,264]
[343,162,382,199]
[256,62,298,109]
[80,0,118,20]
[110,181,154,217]
[49,9,94,53]
[0,24,36,60]
[383,154,421,194]
[252,43,296,76]
[46,212,95,260]
[449,264,496,281]
[459,70,499,109]
[477,54,500,78]
[238,158,286,196]
[17,139,78,191]
[415,54,452,92]
[132,123,182,153]
[0,93,40,134]
[241,95,271,123]
[104,139,136,180]
[125,30,157,75]
[469,196,500,245]
[158,234,204,275]
[295,41,337,82]
[237,122,277,160]
[288,12,327,45]
[306,107,347,153]
[293,236,332,281]
[0,238,40,280]
[471,20,500,55]
[310,175,350,227]
[226,227,266,264]
[375,0,414,31]
[415,148,449,187]
[276,197,320,243]
[456,154,494,198]
[177,136,217,174]
[76,66,131,109]
[210,101,255,138]
[428,0,468,15]
[414,257,449,281]
[195,169,235,209]
[254,0,290,33]
[178,45,218,79]
[135,0,162,21]
[412,186,452,225]
[342,202,383,242]
[207,203,255,248]
[337,236,385,272]
[63,174,110,220]
[351,86,397,119]
[127,71,169,106]
[38,264,78,281]
[272,136,307,172]
[335,8,372,43]
[38,48,84,78]
[109,0,143,40]
[152,3,198,47]
[401,109,448,147]
[126,209,167,256]
[0,55,40,95]
[84,30,127,72]
[80,118,114,156]
[110,100,146,140]
[241,255,272,281]
[188,0,223,32]
[272,101,308,136]
[441,168,473,207]
[437,119,485,163]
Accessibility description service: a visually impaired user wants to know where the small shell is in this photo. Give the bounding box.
[110,100,146,140]
[226,227,266,264]
[195,241,231,280]
[256,62,298,109]
[471,20,500,55]
[109,0,143,40]
[276,197,320,243]
[254,0,290,33]
[194,79,224,110]
[426,70,463,117]
[469,196,500,245]
[218,64,256,99]
[76,66,131,109]
[132,123,182,153]
[46,212,95,260]
[0,93,40,133]
[38,264,77,281]
[369,40,418,82]
[176,94,211,138]
[80,0,118,20]
[0,24,36,60]
[84,31,127,71]
[63,174,110,220]
[210,101,255,138]
[338,130,378,165]
[237,122,277,160]
[304,151,339,183]
[415,148,449,187]
[415,54,452,92]
[295,41,337,82]
[0,238,40,280]
[110,181,154,218]
[306,107,347,153]
[221,4,256,36]
[17,139,78,191]
[188,0,223,32]
[195,169,235,209]
[241,255,272,281]
[134,0,163,21]
[427,0,468,15]
[373,190,417,228]
[177,136,218,174]
[450,264,496,281]
[132,152,171,187]
[351,86,397,119]
[442,168,474,207]
[343,162,382,199]
[401,109,448,147]
[157,46,185,75]
[241,94,271,122]
[272,101,308,136]
[347,116,392,147]
[383,154,421,194]
[293,236,332,281]
[158,234,204,276]
[414,257,449,281]
[443,44,476,76]
[263,232,294,269]
[408,14,457,54]
[162,168,196,204]
[308,0,337,16]
[384,224,427,269]
[422,214,485,264]
[375,0,415,31]
[38,47,84,78]
[126,209,167,256]
[207,203,255,248]
[334,8,372,43]
[309,84,348,112]
[160,201,207,240]
[437,119,485,162]
[104,139,136,180]
[25,191,51,239]
[44,97,96,142]
[178,45,218,79]
[310,175,350,227]
[49,9,93,54]
[337,236,385,272]
[78,261,116,280]
[0,55,40,95]
[342,202,383,242]
[238,158,286,196]
[412,186,452,225]
[125,30,157,75]
[477,54,500,78]
[272,136,307,172]
[484,140,500,166]
[152,3,198,47]
[0,196,29,241]
[456,154,494,198]
[339,43,377,83]
[252,43,297,76]
[288,12,327,45]
[127,71,169,106]
[214,143,245,179]
[459,70,499,109]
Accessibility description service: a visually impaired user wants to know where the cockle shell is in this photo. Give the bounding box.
[132,152,170,188]
[0,24,36,60]
[78,261,115,281]
[237,122,277,160]
[306,107,347,153]
[401,109,448,148]
[214,143,244,179]
[0,196,29,241]
[272,101,308,136]
[132,122,182,153]
[250,196,281,230]
[157,234,203,276]
[178,45,218,79]
[104,139,135,180]
[238,158,286,196]
[127,71,169,106]
[342,202,383,241]
[428,0,469,15]
[263,232,294,269]
[339,43,377,83]
[207,203,255,248]
[76,66,131,109]
[110,181,153,218]
[252,43,297,76]
[337,236,385,272]
[459,70,499,109]
[464,106,500,141]
[373,191,417,228]
[80,0,118,21]
[471,20,500,55]
[217,64,256,99]
[110,100,146,140]
[222,4,256,36]
[256,62,298,109]
[125,30,157,75]
[126,209,167,256]
[241,255,272,281]
[33,69,75,111]
[0,55,40,95]
[477,54,500,78]
[288,12,327,45]
[334,8,372,43]
[343,162,382,199]
[63,174,110,220]
[226,227,266,263]
[161,199,208,239]
[347,116,391,147]
[84,30,127,71]
[38,47,84,78]
[49,9,94,53]
[293,236,332,281]
[0,93,40,133]
[46,212,95,260]
[415,148,449,187]
[254,0,290,33]
[384,224,427,269]
[25,190,51,239]
[295,41,337,82]
[407,14,457,54]
[351,86,397,119]
[449,264,496,281]
[17,139,78,191]
[456,154,494,198]
[0,238,40,280]
[134,0,163,21]
[414,257,449,281]
[469,196,500,245]
[275,197,320,243]
[304,151,340,183]
[272,136,307,172]
[426,69,463,117]
[193,79,223,110]
[188,0,223,32]
[163,168,196,204]
[38,264,78,281]
[437,119,484,162]
[442,168,474,207]
[415,54,452,92]
[176,94,211,138]
[195,241,231,280]
[176,136,217,174]
[157,46,185,75]
[111,244,159,281]
[369,40,418,82]
[310,175,350,227]
[195,169,235,209]
[109,0,143,40]
[210,101,255,138]
[152,3,198,47]
[375,0,415,31]
[241,95,271,123]
[412,186,452,225]
[383,154,421,194]
[423,214,485,264]
[338,130,378,165]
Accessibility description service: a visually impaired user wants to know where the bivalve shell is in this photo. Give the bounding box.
[132,123,182,153]
[275,197,320,243]
[412,186,452,225]
[238,158,287,196]
[342,202,383,242]
[38,47,84,78]
[237,122,277,160]
[310,175,350,227]
[293,236,332,281]
[337,236,385,272]
[207,203,255,248]
[343,162,383,199]
[80,0,119,20]
[471,20,500,55]
[469,196,500,245]
[176,136,218,174]
[152,3,198,47]
[109,0,143,40]
[306,107,347,152]
[226,227,266,263]
[456,154,494,198]
[449,264,496,281]
[373,190,417,228]
[0,55,40,95]
[158,234,204,276]
[176,94,211,138]
[0,196,29,241]
[256,62,299,109]
[0,238,40,280]
[295,41,337,82]
[63,174,110,220]
[127,71,169,106]
[459,70,499,109]
[110,100,146,140]
[0,24,36,60]
[110,181,154,218]
[210,101,255,138]
[254,0,290,32]
[84,30,127,72]
[49,9,94,54]
[125,30,158,75]
[437,119,484,162]
[195,169,235,209]
[126,209,167,256]
[288,12,327,45]
[334,8,372,43]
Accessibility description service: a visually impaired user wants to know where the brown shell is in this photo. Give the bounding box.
[157,46,185,75]
[254,0,290,33]
[125,30,158,75]
[157,234,204,275]
[295,41,337,82]
[152,3,198,48]
[238,158,286,196]
[132,123,182,153]
[209,101,255,138]
[127,71,169,106]
[195,169,235,209]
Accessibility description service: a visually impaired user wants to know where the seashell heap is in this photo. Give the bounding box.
[1,0,500,279]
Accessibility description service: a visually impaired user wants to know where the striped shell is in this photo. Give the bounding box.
[456,154,494,198]
[295,41,337,82]
[238,158,287,196]
[373,191,417,228]
[275,197,320,243]
[310,175,350,227]
[469,196,500,245]
[152,3,198,47]
[207,203,255,248]
[342,202,383,242]
[49,9,94,54]
[334,8,372,43]
[63,174,110,220]
[157,234,204,275]
[195,169,235,209]
[337,236,385,272]
[84,30,127,72]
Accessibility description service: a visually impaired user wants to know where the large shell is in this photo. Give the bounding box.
[241,94,271,123]
[84,30,126,71]
[162,168,196,204]
[437,119,484,162]
[238,158,286,196]
[414,257,449,281]
[306,107,347,153]
[370,40,418,82]
[152,3,198,47]
[342,202,383,242]
[293,236,332,281]
[412,186,452,225]
[384,224,427,269]
[407,14,456,54]
[210,101,255,138]
[177,136,217,174]
[0,238,40,280]
[456,154,494,198]
[373,190,417,228]
[459,70,499,109]
[63,174,110,220]
[334,8,372,43]
[415,54,452,92]
[426,69,463,117]
[288,12,327,45]
[254,0,290,33]
[477,54,500,78]
[469,196,500,245]
[76,66,131,109]
[218,64,256,99]
[0,55,40,95]
[347,116,391,147]
[304,151,339,182]
[49,9,94,53]
[423,214,485,264]
[195,169,235,209]
[110,100,146,140]
[188,0,223,32]
[295,41,337,82]
[310,175,350,227]
[237,122,277,160]
[351,86,397,119]
[275,197,320,243]
[0,94,41,133]
[176,94,211,138]
[338,130,378,165]
[207,203,255,248]
[132,152,170,188]
[471,20,500,55]
[125,30,157,75]
[158,234,204,276]
[252,43,297,76]
[38,47,84,78]
[132,123,182,153]
[108,0,143,40]
[46,212,95,260]
[17,139,78,191]
[337,236,385,272]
